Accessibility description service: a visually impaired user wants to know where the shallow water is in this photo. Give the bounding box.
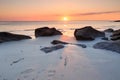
[0,20,120,38]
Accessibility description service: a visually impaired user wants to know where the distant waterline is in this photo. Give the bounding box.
[0,20,120,37]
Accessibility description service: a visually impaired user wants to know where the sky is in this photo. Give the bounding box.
[0,0,120,21]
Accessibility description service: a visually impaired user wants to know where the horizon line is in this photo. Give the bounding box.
[0,19,118,22]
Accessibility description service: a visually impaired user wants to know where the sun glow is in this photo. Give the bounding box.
[63,17,69,21]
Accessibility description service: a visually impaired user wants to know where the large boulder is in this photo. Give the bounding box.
[93,40,120,53]
[111,29,120,41]
[0,32,31,43]
[35,27,62,37]
[74,26,105,40]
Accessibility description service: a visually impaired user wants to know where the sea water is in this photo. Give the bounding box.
[0,20,120,38]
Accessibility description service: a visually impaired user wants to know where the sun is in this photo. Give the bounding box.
[63,17,69,21]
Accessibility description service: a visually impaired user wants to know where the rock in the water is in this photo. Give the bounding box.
[102,37,109,40]
[74,26,105,40]
[112,29,120,36]
[104,28,114,32]
[0,39,3,43]
[74,44,87,48]
[35,27,62,37]
[114,20,120,22]
[40,44,65,53]
[111,36,120,41]
[93,41,120,53]
[51,40,87,48]
[0,32,31,43]
[111,29,120,41]
[51,40,69,45]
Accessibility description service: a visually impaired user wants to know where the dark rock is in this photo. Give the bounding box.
[111,29,120,36]
[111,36,120,41]
[35,27,62,37]
[93,41,120,53]
[111,29,120,41]
[114,20,120,22]
[51,40,69,45]
[74,44,87,48]
[0,39,3,43]
[51,40,87,48]
[0,32,31,43]
[102,37,109,40]
[104,28,114,32]
[74,26,105,40]
[40,44,65,53]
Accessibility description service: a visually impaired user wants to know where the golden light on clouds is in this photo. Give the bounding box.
[0,0,120,21]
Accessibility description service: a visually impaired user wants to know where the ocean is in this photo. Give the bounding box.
[0,20,120,38]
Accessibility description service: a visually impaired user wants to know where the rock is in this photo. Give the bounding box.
[35,27,62,37]
[93,41,120,53]
[114,20,120,22]
[111,36,120,41]
[51,40,69,45]
[111,29,120,41]
[102,37,109,40]
[111,29,120,36]
[74,44,87,48]
[74,26,105,40]
[0,32,31,43]
[104,28,114,32]
[0,39,3,43]
[40,44,65,53]
[51,40,87,48]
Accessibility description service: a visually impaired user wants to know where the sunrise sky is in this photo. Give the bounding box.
[0,0,120,21]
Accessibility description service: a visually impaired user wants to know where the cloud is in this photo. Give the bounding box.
[71,10,120,16]
[49,10,120,17]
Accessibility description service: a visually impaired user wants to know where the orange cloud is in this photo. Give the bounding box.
[70,11,120,16]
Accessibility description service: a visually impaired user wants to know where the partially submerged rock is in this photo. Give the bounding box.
[0,32,31,43]
[0,39,3,43]
[74,26,105,40]
[93,41,120,53]
[51,40,87,48]
[111,29,120,41]
[111,29,120,36]
[40,44,65,53]
[111,36,120,41]
[104,28,114,32]
[51,40,69,45]
[35,27,62,37]
[102,37,109,40]
[114,20,120,22]
[73,43,87,48]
